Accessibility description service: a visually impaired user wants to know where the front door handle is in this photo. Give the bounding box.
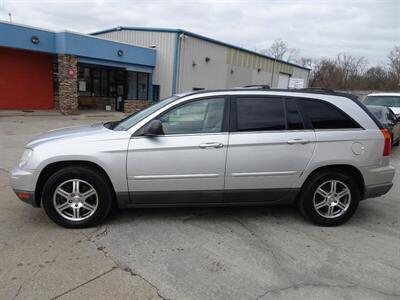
[287,139,310,145]
[199,142,224,149]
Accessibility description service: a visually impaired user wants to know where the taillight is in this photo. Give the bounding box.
[381,129,391,156]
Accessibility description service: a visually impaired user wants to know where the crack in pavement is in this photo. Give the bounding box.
[81,228,172,300]
[255,282,357,299]
[12,285,22,300]
[0,167,10,174]
[255,282,400,299]
[120,266,175,300]
[50,267,116,300]
[227,216,296,286]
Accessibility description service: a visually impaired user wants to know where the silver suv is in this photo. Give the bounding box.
[10,89,395,228]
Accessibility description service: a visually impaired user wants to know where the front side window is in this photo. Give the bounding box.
[159,98,225,135]
[299,99,361,129]
[235,97,285,131]
[113,96,179,131]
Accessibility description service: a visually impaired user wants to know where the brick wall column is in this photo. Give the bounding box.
[58,54,78,114]
[124,100,150,113]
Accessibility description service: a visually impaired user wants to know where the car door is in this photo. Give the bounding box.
[224,96,316,203]
[387,108,400,143]
[127,96,229,204]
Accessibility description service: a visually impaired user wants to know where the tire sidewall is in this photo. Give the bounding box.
[299,170,360,226]
[42,166,113,228]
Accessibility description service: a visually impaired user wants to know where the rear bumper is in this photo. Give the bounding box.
[364,182,393,199]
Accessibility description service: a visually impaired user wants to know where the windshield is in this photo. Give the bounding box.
[113,96,180,131]
[364,96,400,107]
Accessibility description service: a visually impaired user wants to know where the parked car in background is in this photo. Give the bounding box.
[364,93,400,118]
[10,89,395,228]
[366,105,400,146]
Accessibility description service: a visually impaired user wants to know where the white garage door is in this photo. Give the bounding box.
[277,73,290,89]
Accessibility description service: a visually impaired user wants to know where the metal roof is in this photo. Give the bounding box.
[91,26,311,71]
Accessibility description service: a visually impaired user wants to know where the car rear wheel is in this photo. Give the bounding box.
[297,169,360,226]
[42,166,114,228]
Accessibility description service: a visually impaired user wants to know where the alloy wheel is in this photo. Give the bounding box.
[313,180,351,219]
[53,179,98,221]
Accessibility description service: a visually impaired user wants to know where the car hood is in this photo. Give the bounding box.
[26,123,111,148]
[390,107,400,116]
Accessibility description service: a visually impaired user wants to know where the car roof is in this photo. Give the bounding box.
[176,88,358,101]
[367,93,400,97]
[366,105,388,111]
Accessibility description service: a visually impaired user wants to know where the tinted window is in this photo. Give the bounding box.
[299,99,360,129]
[236,97,285,131]
[367,106,385,122]
[364,96,400,107]
[286,100,304,130]
[160,98,225,134]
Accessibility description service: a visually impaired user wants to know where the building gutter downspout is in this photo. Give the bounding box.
[172,32,181,95]
[271,59,276,87]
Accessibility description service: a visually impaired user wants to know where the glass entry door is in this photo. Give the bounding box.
[109,70,126,112]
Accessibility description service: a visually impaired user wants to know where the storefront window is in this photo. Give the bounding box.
[138,73,148,100]
[101,69,108,96]
[127,72,137,99]
[77,65,149,100]
[92,68,101,96]
[78,67,91,96]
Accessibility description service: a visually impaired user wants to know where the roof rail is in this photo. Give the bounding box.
[179,87,359,101]
[298,87,335,93]
[238,84,271,89]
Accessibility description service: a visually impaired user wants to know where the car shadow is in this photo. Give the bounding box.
[107,204,304,226]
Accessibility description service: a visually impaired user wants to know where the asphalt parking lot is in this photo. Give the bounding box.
[0,114,399,299]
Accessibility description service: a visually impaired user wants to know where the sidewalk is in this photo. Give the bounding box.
[0,109,127,119]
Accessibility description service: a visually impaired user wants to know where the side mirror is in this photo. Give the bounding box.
[143,119,164,137]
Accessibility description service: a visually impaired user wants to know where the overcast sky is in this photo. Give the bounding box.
[0,0,399,66]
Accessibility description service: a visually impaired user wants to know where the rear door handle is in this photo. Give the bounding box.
[287,139,310,145]
[199,142,224,149]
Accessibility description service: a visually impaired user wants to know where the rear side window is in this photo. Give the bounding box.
[235,97,285,131]
[299,99,361,129]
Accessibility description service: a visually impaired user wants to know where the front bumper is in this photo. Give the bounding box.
[10,165,38,206]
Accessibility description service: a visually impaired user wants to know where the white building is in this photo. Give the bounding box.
[93,27,310,100]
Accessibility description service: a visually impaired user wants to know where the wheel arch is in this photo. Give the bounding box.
[299,164,366,200]
[35,160,117,207]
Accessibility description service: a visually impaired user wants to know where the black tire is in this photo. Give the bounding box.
[297,168,360,226]
[42,166,114,228]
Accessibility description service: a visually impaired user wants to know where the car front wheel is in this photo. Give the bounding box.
[42,166,114,228]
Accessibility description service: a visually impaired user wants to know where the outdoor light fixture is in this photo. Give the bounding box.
[117,49,124,56]
[192,60,197,67]
[31,36,39,44]
[257,68,261,73]
[230,69,234,74]
[205,57,210,63]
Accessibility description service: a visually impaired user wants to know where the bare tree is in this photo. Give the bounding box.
[260,39,300,62]
[388,45,400,87]
[310,54,367,90]
[297,57,314,69]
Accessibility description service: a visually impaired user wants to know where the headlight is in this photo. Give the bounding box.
[19,148,33,168]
